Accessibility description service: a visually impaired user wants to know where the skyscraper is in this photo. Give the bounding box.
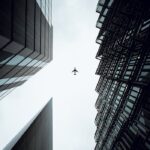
[95,0,150,149]
[12,99,53,150]
[0,0,53,100]
[2,99,53,150]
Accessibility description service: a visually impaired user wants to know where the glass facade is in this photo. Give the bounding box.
[0,0,53,100]
[95,0,150,149]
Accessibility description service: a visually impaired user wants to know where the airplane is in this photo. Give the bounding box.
[72,67,78,75]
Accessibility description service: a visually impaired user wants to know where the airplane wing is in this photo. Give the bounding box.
[72,68,78,73]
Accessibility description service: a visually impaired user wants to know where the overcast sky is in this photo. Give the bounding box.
[0,0,99,149]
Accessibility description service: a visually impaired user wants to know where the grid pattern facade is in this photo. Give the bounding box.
[0,0,53,99]
[95,0,150,149]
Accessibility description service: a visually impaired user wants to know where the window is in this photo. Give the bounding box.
[7,55,24,66]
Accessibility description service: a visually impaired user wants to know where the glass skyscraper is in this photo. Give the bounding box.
[0,0,53,100]
[95,0,150,149]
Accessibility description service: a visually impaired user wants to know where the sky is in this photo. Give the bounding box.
[0,0,99,149]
